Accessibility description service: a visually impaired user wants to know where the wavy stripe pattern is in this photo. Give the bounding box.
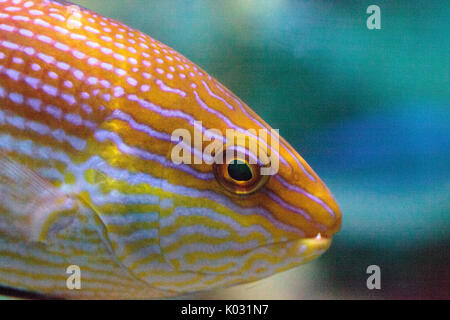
[0,0,341,298]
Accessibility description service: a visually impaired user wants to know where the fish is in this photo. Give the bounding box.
[0,0,341,299]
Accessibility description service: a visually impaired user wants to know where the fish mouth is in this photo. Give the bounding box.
[294,234,333,256]
[250,233,332,255]
[257,234,333,266]
[226,236,333,279]
[188,235,333,278]
[151,236,334,295]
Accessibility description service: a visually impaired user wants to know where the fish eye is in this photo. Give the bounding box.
[212,147,270,195]
[227,160,253,181]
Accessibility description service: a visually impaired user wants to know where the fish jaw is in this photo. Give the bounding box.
[239,235,333,277]
[206,236,333,290]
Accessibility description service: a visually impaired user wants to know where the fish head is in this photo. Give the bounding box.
[155,73,342,288]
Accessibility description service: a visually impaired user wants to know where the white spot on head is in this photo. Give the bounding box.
[100,80,110,88]
[126,77,138,86]
[26,97,41,111]
[114,42,124,49]
[115,69,126,76]
[65,113,82,126]
[56,61,70,71]
[84,25,100,34]
[37,52,54,64]
[29,9,42,15]
[113,53,125,61]
[24,47,35,55]
[46,105,62,119]
[61,93,76,105]
[100,62,113,71]
[100,47,112,55]
[100,36,112,42]
[4,7,21,13]
[12,57,23,64]
[81,103,92,113]
[73,70,84,80]
[37,34,52,44]
[87,57,98,65]
[12,15,30,22]
[87,77,98,85]
[55,42,70,51]
[48,71,58,79]
[73,50,85,59]
[70,33,85,40]
[54,26,68,34]
[0,24,15,32]
[19,28,33,37]
[49,13,65,22]
[113,86,125,97]
[34,18,50,27]
[86,41,99,48]
[9,92,23,104]
[24,76,39,89]
[6,69,20,81]
[42,84,58,97]
[1,41,19,50]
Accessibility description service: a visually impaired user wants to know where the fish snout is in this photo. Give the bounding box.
[268,175,342,239]
[302,181,342,239]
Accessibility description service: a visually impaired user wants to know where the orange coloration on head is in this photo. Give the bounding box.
[0,0,341,239]
[0,0,341,298]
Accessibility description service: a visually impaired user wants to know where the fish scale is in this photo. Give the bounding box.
[0,0,341,298]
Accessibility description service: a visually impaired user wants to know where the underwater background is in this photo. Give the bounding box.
[72,0,449,299]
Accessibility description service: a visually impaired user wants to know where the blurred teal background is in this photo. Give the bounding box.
[73,0,449,299]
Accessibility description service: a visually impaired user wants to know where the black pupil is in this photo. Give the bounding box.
[227,160,252,181]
